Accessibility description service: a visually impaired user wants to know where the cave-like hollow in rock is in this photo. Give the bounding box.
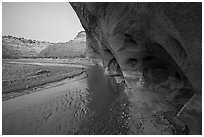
[71,2,202,135]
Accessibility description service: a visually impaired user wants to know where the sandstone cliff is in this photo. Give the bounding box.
[71,2,202,134]
[39,31,86,58]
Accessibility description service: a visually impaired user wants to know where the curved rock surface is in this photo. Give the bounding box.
[70,2,202,135]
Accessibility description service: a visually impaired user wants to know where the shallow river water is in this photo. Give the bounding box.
[3,63,180,135]
[3,65,129,135]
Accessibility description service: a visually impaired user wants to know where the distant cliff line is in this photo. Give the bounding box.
[2,30,86,44]
[2,31,86,59]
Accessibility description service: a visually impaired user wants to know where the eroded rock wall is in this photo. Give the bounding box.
[71,2,202,134]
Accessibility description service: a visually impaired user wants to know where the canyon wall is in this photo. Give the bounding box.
[71,2,202,134]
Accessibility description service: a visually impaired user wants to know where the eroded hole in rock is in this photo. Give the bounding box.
[108,58,123,76]
[104,48,112,54]
[124,33,132,38]
[125,58,141,70]
[102,47,123,77]
[143,64,169,84]
[141,43,194,110]
[130,42,195,135]
[143,43,186,85]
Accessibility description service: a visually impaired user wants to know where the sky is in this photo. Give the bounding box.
[2,2,84,43]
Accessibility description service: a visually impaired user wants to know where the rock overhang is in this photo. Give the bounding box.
[70,2,202,135]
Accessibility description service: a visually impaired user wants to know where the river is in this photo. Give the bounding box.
[2,65,128,135]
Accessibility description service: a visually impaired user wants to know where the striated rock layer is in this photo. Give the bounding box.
[39,31,86,58]
[2,31,87,59]
[70,2,202,134]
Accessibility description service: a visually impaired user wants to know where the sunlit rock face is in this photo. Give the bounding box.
[71,2,201,134]
[39,31,86,58]
[2,36,49,58]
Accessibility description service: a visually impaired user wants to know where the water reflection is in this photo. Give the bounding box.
[77,65,130,135]
[86,65,119,116]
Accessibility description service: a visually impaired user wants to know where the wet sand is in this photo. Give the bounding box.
[2,59,89,100]
[3,72,89,134]
[9,61,90,68]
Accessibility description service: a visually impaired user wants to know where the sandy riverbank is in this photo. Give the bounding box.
[2,58,91,100]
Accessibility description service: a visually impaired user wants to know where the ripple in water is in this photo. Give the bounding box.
[77,65,130,135]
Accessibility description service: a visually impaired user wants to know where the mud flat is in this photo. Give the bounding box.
[2,59,91,100]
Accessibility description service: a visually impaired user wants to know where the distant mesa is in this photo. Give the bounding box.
[2,31,87,59]
[39,31,86,58]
